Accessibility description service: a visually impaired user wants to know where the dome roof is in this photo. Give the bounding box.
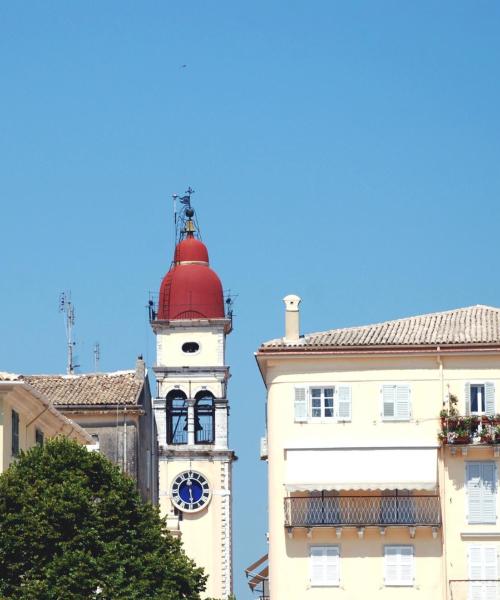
[174,237,209,264]
[157,236,224,320]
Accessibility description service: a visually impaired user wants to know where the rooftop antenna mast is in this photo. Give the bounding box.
[93,342,101,372]
[59,292,79,375]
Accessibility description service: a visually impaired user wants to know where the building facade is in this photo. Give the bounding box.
[20,357,157,503]
[256,298,500,600]
[151,201,235,599]
[0,376,92,471]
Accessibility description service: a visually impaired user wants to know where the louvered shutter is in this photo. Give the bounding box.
[399,546,414,585]
[382,385,396,419]
[294,387,308,422]
[469,545,498,600]
[385,546,413,586]
[483,546,498,600]
[467,463,483,524]
[310,547,324,585]
[465,383,471,416]
[481,463,497,524]
[337,386,352,421]
[310,546,339,586]
[325,547,340,586]
[469,546,484,600]
[395,385,411,420]
[485,382,496,416]
[467,463,497,524]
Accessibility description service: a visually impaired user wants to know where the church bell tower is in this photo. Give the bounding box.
[151,191,234,599]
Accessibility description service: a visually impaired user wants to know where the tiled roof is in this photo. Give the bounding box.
[8,371,144,407]
[260,305,500,351]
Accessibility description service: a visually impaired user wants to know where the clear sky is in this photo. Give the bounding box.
[1,2,500,598]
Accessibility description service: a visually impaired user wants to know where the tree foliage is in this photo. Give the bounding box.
[0,437,207,600]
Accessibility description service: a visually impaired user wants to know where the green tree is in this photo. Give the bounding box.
[0,437,206,600]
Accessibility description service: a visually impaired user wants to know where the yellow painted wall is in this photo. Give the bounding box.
[261,350,500,599]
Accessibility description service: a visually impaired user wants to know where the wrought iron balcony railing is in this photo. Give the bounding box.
[284,495,441,528]
[449,579,500,599]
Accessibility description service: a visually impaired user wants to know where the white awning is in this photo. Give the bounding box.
[285,447,437,492]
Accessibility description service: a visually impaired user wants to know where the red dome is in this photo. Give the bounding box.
[174,237,209,264]
[157,237,224,320]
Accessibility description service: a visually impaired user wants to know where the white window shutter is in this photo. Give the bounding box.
[485,382,495,416]
[399,546,414,585]
[395,385,411,420]
[385,546,414,586]
[310,547,324,585]
[465,383,471,416]
[484,546,498,579]
[325,547,340,585]
[481,463,497,524]
[294,387,308,422]
[467,463,483,524]
[382,385,396,418]
[337,386,352,421]
[310,546,339,586]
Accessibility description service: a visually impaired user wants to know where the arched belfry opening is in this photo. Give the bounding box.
[194,390,215,444]
[166,389,188,445]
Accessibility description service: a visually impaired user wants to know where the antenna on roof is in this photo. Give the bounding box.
[93,342,101,372]
[59,291,80,375]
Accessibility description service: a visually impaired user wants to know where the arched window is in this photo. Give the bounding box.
[194,391,215,444]
[166,389,188,445]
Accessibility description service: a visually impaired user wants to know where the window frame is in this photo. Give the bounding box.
[384,544,414,587]
[381,383,411,422]
[295,385,352,423]
[309,544,340,587]
[35,428,44,446]
[466,381,495,416]
[466,461,497,525]
[11,409,20,456]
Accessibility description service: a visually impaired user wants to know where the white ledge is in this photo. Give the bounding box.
[460,532,500,539]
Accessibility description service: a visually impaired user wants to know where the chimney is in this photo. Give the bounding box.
[283,295,301,341]
[135,355,146,380]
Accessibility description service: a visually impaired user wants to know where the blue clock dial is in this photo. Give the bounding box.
[171,471,211,512]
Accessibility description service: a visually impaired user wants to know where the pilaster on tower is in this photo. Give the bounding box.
[150,191,234,600]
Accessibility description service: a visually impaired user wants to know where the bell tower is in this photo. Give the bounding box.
[150,190,234,600]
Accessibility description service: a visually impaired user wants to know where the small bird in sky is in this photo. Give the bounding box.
[180,64,187,68]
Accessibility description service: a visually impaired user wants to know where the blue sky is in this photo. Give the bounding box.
[1,2,500,597]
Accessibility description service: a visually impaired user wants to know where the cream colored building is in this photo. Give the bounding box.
[151,201,235,599]
[0,376,92,471]
[255,299,500,600]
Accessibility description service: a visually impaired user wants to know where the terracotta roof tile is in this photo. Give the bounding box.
[15,371,144,407]
[260,305,500,351]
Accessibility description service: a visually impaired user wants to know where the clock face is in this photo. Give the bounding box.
[171,470,211,512]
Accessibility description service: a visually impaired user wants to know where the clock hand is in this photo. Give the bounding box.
[189,488,194,503]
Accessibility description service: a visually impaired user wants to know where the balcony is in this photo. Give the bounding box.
[284,495,441,528]
[440,415,500,446]
[449,579,500,599]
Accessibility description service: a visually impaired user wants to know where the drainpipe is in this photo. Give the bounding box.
[437,347,449,600]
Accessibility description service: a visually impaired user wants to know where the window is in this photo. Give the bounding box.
[466,382,495,416]
[384,545,414,586]
[11,410,19,456]
[469,545,498,599]
[294,386,351,422]
[311,387,334,418]
[310,546,340,586]
[166,390,188,445]
[194,391,215,444]
[382,384,411,420]
[467,462,497,524]
[182,342,199,354]
[35,429,44,446]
